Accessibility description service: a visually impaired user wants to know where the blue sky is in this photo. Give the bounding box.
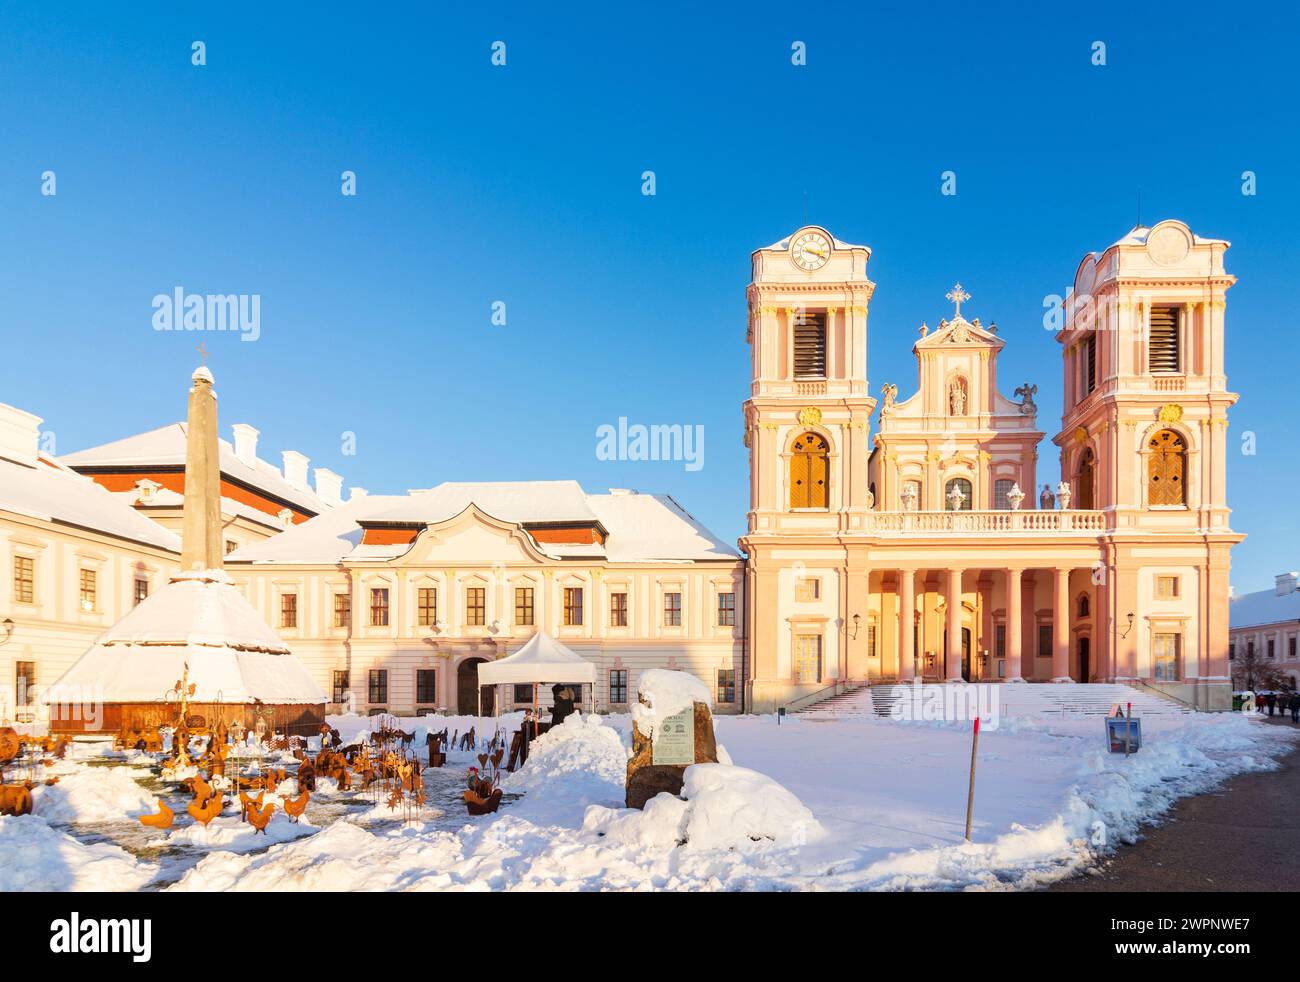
[1,2,1296,592]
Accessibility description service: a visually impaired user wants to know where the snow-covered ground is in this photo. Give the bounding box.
[1,707,1294,892]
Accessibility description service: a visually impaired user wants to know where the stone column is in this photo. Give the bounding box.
[1053,567,1072,682]
[945,568,964,681]
[1005,567,1024,682]
[898,569,915,681]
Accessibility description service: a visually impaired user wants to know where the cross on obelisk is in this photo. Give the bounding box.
[196,341,210,365]
[946,283,971,318]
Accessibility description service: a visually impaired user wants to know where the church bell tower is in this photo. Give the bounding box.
[743,226,877,538]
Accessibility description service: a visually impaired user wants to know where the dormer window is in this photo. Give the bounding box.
[793,311,827,378]
[1148,307,1181,373]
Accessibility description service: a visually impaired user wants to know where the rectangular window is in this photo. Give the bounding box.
[465,587,486,626]
[133,577,149,606]
[1155,575,1180,599]
[664,591,682,627]
[1268,639,1276,659]
[1038,624,1053,658]
[1290,637,1297,660]
[416,669,438,704]
[717,669,736,704]
[717,591,736,627]
[996,625,1007,660]
[13,556,34,604]
[369,587,389,627]
[368,669,388,704]
[1085,333,1097,394]
[332,670,349,703]
[16,661,35,706]
[1148,306,1181,373]
[513,683,533,703]
[1153,633,1181,681]
[333,591,351,629]
[610,591,628,627]
[1247,640,1255,658]
[609,669,628,704]
[793,310,827,378]
[79,568,96,611]
[795,577,821,602]
[867,624,878,660]
[514,587,534,626]
[564,587,583,626]
[993,479,1015,510]
[417,587,438,627]
[1229,643,1236,662]
[280,592,298,629]
[795,635,822,683]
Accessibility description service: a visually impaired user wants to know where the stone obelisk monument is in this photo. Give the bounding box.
[180,366,224,571]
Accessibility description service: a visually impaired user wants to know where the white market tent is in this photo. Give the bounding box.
[475,631,596,722]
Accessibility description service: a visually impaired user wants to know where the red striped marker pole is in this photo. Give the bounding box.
[965,716,981,842]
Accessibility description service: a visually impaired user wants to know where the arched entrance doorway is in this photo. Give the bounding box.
[943,627,974,681]
[457,658,494,716]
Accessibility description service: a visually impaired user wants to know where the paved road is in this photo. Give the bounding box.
[1052,717,1300,892]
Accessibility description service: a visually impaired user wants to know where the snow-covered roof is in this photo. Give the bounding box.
[47,570,326,705]
[227,494,407,564]
[1106,223,1230,249]
[363,481,598,526]
[760,225,869,252]
[0,454,181,552]
[228,483,740,565]
[111,487,285,532]
[1230,583,1300,630]
[587,492,738,562]
[477,632,596,686]
[61,422,333,515]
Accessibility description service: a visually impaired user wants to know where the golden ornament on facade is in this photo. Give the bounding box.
[1073,426,1088,444]
[798,406,823,426]
[1157,403,1184,423]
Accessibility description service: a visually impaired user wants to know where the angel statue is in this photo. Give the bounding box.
[1014,381,1038,415]
[880,382,898,413]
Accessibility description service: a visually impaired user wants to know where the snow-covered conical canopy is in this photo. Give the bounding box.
[50,569,327,704]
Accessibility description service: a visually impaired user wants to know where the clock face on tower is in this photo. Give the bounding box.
[791,230,832,271]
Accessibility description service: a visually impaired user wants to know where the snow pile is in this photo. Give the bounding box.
[157,813,317,852]
[31,765,157,824]
[0,815,157,891]
[502,713,628,824]
[585,763,822,852]
[631,669,712,741]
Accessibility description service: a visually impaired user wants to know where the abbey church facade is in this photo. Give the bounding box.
[0,219,1240,722]
[743,222,1239,712]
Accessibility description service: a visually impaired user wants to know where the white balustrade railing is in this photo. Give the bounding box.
[867,509,1106,534]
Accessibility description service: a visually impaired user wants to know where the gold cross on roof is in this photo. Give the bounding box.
[946,283,971,318]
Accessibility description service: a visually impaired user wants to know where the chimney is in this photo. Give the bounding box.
[1275,572,1298,597]
[281,450,310,491]
[232,423,260,466]
[314,467,343,505]
[349,487,369,501]
[0,403,42,468]
[277,508,295,529]
[181,366,224,571]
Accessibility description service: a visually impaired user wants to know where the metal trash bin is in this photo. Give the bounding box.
[1105,716,1141,754]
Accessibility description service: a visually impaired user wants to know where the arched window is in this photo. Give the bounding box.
[994,479,1015,510]
[1147,429,1186,506]
[944,477,973,511]
[1078,594,1090,618]
[790,432,829,509]
[1076,448,1095,510]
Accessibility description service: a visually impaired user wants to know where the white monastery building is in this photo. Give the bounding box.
[0,219,1244,724]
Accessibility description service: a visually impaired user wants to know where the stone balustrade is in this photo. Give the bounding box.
[867,509,1106,534]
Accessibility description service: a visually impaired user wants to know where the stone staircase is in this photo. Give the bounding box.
[798,681,1195,721]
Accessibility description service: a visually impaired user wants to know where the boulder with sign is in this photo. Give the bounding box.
[625,669,717,809]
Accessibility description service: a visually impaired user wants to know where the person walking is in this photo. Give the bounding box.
[1289,691,1300,724]
[1265,691,1277,716]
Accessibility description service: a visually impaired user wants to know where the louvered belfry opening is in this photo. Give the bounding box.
[1085,333,1097,393]
[793,310,827,378]
[1148,306,1181,373]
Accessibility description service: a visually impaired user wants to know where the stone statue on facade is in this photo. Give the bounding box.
[1039,484,1055,510]
[1015,381,1038,415]
[1006,482,1025,511]
[948,379,966,416]
[1056,481,1072,511]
